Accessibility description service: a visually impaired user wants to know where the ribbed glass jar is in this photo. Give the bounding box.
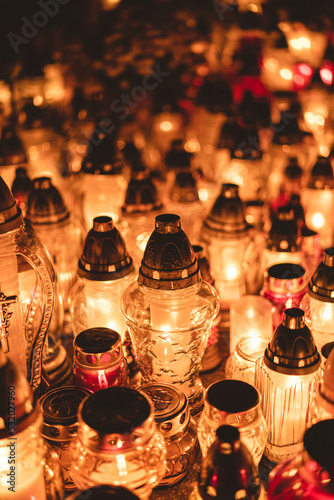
[225,336,269,386]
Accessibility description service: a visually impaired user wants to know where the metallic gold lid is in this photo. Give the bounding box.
[74,327,123,369]
[140,383,189,438]
[265,263,306,295]
[26,177,69,225]
[0,176,23,234]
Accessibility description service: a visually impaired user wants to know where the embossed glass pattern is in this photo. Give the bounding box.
[225,336,269,385]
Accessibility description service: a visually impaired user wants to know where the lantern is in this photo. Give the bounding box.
[121,214,219,415]
[255,308,321,464]
[225,335,269,386]
[301,156,334,249]
[11,166,33,218]
[26,177,82,308]
[201,183,253,308]
[301,247,334,349]
[261,263,308,330]
[0,344,63,499]
[69,387,167,499]
[189,426,263,500]
[0,176,55,390]
[69,216,135,341]
[308,345,334,425]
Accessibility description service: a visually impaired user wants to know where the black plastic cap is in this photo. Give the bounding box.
[303,420,334,477]
[71,485,141,500]
[0,176,23,234]
[207,379,259,413]
[78,216,134,281]
[264,308,320,375]
[26,177,69,224]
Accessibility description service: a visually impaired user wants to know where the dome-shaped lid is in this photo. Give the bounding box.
[307,156,334,189]
[267,206,300,252]
[122,165,162,214]
[0,124,26,166]
[239,91,271,130]
[308,248,334,302]
[171,169,199,203]
[78,387,153,451]
[217,117,242,151]
[195,75,232,113]
[203,184,250,240]
[26,177,69,224]
[0,175,23,233]
[81,130,124,175]
[303,420,334,478]
[78,216,134,281]
[264,308,320,375]
[138,214,200,290]
[0,343,38,438]
[70,485,141,500]
[197,424,260,499]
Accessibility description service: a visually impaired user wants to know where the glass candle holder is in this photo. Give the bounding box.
[121,214,219,415]
[73,327,128,392]
[140,382,198,487]
[26,176,82,308]
[69,386,167,500]
[201,183,252,308]
[301,156,334,249]
[11,166,33,218]
[261,262,308,330]
[69,216,135,342]
[255,308,321,464]
[225,336,270,386]
[0,345,63,499]
[39,386,90,491]
[197,379,268,466]
[230,296,273,352]
[301,248,334,349]
[267,420,334,500]
[189,425,263,500]
[0,124,27,189]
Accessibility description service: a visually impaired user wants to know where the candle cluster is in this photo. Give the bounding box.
[1,0,334,498]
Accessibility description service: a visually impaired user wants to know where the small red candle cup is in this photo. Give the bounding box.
[73,327,128,392]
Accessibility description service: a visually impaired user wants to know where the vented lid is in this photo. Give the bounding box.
[74,327,123,369]
[264,308,320,375]
[78,216,134,281]
[26,177,69,224]
[308,248,334,302]
[138,214,200,290]
[0,176,23,234]
[307,156,334,190]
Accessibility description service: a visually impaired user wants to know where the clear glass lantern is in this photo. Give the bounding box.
[69,216,135,342]
[189,426,264,500]
[39,386,90,492]
[0,176,55,391]
[26,176,82,308]
[301,248,334,349]
[140,382,198,487]
[121,214,219,415]
[255,308,321,464]
[308,344,334,426]
[262,206,302,270]
[229,295,273,352]
[69,386,167,500]
[261,263,308,330]
[267,420,334,500]
[71,140,129,232]
[201,183,253,309]
[197,379,268,466]
[225,336,270,386]
[301,156,334,249]
[118,164,163,270]
[0,345,63,499]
